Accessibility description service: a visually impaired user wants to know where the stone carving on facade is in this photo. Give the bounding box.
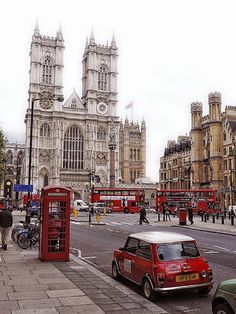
[39,150,51,163]
[96,152,107,166]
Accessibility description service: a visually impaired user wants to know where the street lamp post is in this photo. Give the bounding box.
[26,92,64,223]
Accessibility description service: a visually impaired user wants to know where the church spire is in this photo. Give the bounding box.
[33,19,40,37]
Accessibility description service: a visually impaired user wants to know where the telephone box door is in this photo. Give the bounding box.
[39,186,71,262]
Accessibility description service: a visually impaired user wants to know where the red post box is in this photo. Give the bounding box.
[39,186,71,262]
[179,208,187,225]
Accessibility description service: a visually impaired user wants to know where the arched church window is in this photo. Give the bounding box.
[6,150,13,164]
[97,126,106,140]
[44,174,48,187]
[40,123,51,138]
[42,57,53,84]
[130,148,133,159]
[98,65,108,91]
[63,125,84,170]
[137,149,140,160]
[223,131,226,141]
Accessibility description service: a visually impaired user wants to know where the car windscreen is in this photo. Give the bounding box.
[157,241,200,261]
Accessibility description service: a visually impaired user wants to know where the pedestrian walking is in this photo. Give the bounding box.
[187,206,194,224]
[0,206,13,250]
[165,208,171,221]
[139,207,149,225]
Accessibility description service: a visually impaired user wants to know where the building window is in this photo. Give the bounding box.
[137,149,140,160]
[42,57,53,84]
[98,65,108,91]
[130,148,133,159]
[40,122,51,138]
[224,160,227,170]
[97,126,106,140]
[71,99,77,108]
[223,131,226,141]
[63,125,84,169]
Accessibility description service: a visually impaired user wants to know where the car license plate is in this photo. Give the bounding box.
[176,273,199,282]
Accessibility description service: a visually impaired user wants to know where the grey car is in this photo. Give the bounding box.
[93,203,112,214]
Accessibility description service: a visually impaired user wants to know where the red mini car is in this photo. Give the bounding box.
[112,231,213,300]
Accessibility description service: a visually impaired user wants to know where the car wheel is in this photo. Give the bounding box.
[124,208,129,214]
[198,286,211,294]
[213,303,234,314]
[112,262,121,280]
[142,278,155,300]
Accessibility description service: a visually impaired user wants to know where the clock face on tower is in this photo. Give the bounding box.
[40,98,53,110]
[97,102,108,115]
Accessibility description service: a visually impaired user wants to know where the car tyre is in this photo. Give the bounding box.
[142,278,155,300]
[124,208,129,214]
[213,303,234,314]
[198,286,211,294]
[112,262,121,280]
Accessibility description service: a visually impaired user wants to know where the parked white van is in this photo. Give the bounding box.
[74,200,89,212]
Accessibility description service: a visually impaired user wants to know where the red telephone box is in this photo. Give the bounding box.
[39,186,71,262]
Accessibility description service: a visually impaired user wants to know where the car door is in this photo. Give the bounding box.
[119,237,138,281]
[134,240,153,285]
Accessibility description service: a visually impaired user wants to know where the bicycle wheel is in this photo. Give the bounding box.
[11,226,21,242]
[17,232,31,249]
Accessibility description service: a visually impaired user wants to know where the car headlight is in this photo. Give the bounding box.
[201,270,207,278]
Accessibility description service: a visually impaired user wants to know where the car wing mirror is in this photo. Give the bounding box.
[119,247,125,251]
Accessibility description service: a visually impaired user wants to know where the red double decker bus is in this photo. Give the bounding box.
[93,187,145,213]
[156,189,219,215]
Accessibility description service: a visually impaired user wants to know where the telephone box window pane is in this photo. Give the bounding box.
[48,201,66,253]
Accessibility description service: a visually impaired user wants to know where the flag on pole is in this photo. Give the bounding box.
[125,101,133,109]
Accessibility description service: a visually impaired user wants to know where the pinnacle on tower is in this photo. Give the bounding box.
[89,29,95,45]
[111,32,117,49]
[33,19,40,37]
[85,37,88,49]
[56,24,63,40]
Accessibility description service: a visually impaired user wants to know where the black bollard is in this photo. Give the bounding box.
[201,213,204,222]
[212,215,215,224]
[158,212,161,222]
[204,213,207,222]
[216,212,219,220]
[89,212,91,224]
[221,215,224,225]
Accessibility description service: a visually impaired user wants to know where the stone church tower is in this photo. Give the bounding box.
[23,23,120,198]
[190,92,223,190]
[119,118,146,183]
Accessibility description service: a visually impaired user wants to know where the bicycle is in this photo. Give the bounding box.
[11,220,39,243]
[17,224,39,249]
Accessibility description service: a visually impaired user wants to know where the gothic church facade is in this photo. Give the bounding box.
[19,23,146,199]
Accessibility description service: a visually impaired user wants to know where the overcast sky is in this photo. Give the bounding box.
[1,0,236,181]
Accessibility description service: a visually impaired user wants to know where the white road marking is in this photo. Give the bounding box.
[214,245,231,252]
[108,228,113,231]
[71,221,80,225]
[84,256,96,259]
[204,250,219,254]
[78,249,81,257]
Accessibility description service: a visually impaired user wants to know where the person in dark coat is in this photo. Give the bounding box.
[187,206,194,224]
[139,207,149,224]
[0,207,13,250]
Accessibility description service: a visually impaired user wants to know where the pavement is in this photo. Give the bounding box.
[0,212,235,314]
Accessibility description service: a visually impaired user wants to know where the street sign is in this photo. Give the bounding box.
[13,184,33,192]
